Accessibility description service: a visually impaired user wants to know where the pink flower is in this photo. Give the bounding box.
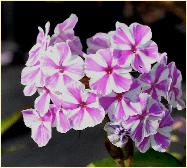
[136,111,173,153]
[167,62,185,110]
[51,14,83,55]
[26,22,50,66]
[22,108,53,147]
[86,32,111,54]
[111,22,158,73]
[138,62,169,101]
[124,93,164,143]
[61,82,105,130]
[85,48,133,95]
[104,121,130,148]
[41,42,84,92]
[99,80,141,121]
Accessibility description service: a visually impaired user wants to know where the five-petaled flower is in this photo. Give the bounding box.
[138,62,169,101]
[22,108,53,147]
[111,22,158,73]
[124,93,164,143]
[136,111,173,153]
[61,82,105,130]
[85,48,133,95]
[104,121,130,148]
[41,42,84,92]
[99,79,141,121]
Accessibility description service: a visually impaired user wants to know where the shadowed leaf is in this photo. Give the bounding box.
[87,149,182,167]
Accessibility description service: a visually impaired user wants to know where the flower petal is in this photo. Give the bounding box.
[136,137,151,153]
[111,22,134,50]
[56,109,71,133]
[31,122,51,147]
[34,92,50,116]
[129,23,152,46]
[23,84,37,96]
[151,132,170,152]
[22,109,38,128]
[63,55,84,80]
[87,32,110,54]
[21,65,40,85]
[112,72,132,92]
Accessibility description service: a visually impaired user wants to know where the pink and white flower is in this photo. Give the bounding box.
[51,14,83,55]
[86,32,111,54]
[26,22,50,66]
[85,48,133,95]
[111,22,158,73]
[99,80,141,121]
[124,93,164,143]
[22,108,53,147]
[167,62,185,110]
[61,82,105,130]
[41,42,84,92]
[104,121,130,148]
[138,62,169,101]
[136,111,173,153]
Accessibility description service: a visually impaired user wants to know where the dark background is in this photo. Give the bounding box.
[1,1,186,166]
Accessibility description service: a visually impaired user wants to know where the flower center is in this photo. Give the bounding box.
[115,93,123,101]
[79,102,87,108]
[59,66,65,73]
[131,45,137,53]
[105,67,113,74]
[139,114,146,120]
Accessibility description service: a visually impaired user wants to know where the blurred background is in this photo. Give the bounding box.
[1,1,186,166]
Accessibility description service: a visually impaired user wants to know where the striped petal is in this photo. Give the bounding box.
[87,32,111,54]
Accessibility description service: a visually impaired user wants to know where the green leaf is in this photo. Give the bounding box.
[87,157,116,167]
[1,111,21,135]
[87,149,182,167]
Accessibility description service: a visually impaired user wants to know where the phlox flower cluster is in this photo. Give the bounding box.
[21,14,185,153]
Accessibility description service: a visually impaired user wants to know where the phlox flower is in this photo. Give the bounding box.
[22,108,53,147]
[167,62,185,110]
[61,82,105,130]
[86,32,111,54]
[41,42,84,92]
[124,93,164,143]
[138,62,169,101]
[85,48,133,95]
[21,22,50,96]
[51,14,83,55]
[104,121,130,148]
[136,111,173,153]
[111,22,158,73]
[26,22,50,66]
[99,80,141,121]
